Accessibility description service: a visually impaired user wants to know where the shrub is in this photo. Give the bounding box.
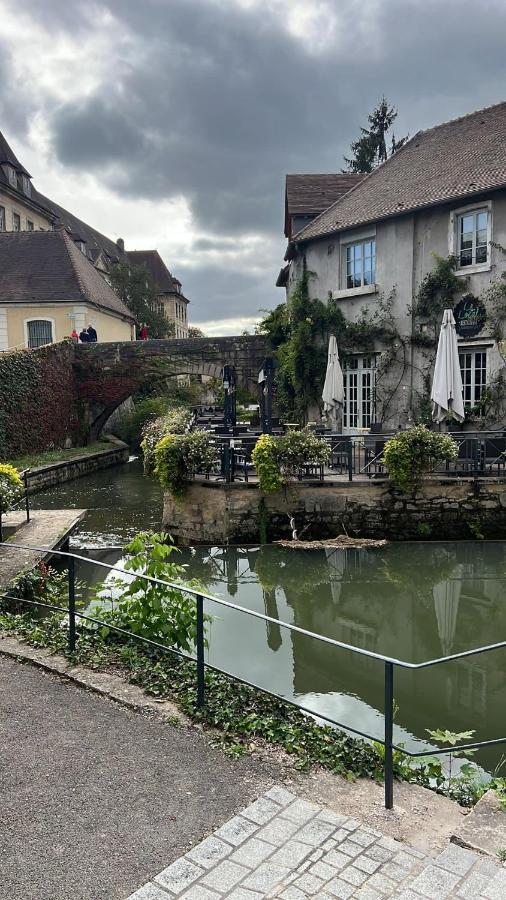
[382,425,458,491]
[0,463,22,513]
[252,430,330,493]
[111,397,170,448]
[252,435,285,493]
[154,431,219,497]
[141,406,192,474]
[98,532,209,650]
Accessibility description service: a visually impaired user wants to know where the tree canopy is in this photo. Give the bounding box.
[343,97,408,174]
[110,262,174,339]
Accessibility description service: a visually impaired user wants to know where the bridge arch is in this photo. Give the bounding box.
[73,335,268,439]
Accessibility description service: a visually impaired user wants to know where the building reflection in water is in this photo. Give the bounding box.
[179,542,506,772]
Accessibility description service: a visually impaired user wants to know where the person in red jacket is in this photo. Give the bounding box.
[139,323,149,340]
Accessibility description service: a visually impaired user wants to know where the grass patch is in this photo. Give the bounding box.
[8,441,114,471]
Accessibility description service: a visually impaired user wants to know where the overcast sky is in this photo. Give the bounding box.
[1,0,506,334]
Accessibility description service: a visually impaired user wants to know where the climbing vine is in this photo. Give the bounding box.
[0,343,82,460]
[258,266,403,424]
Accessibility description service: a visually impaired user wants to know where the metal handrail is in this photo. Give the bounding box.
[2,541,506,808]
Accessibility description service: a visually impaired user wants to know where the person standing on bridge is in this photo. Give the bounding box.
[87,323,98,342]
[139,323,148,340]
[79,328,90,342]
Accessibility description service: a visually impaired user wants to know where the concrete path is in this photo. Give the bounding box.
[0,509,85,589]
[128,788,504,900]
[0,656,281,900]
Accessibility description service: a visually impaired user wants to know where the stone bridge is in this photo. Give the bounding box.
[73,335,269,438]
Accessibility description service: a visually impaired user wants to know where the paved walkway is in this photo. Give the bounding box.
[128,788,505,900]
[0,656,280,900]
[0,508,85,589]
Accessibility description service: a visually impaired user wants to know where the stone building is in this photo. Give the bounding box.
[0,129,190,346]
[128,250,189,339]
[0,230,135,348]
[279,101,506,432]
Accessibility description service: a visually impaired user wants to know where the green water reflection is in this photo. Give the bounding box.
[32,458,506,772]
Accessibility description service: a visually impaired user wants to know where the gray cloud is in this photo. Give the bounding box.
[11,0,506,326]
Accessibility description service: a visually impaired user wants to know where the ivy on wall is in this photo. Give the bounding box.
[0,343,82,460]
[258,264,403,424]
[262,253,506,429]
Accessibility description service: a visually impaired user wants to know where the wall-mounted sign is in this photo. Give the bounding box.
[454,294,486,338]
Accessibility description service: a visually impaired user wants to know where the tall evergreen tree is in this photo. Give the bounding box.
[343,97,408,173]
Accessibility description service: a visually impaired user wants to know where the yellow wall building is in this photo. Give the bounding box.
[0,230,135,350]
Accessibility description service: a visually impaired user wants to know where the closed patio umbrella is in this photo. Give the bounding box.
[431,309,465,424]
[433,569,462,657]
[322,335,344,427]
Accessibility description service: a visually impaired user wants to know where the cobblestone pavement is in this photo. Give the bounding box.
[127,787,505,900]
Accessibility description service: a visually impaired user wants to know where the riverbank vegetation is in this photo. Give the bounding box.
[1,542,503,809]
[7,441,113,472]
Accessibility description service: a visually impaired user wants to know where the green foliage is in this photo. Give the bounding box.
[414,254,466,322]
[0,600,495,803]
[7,561,71,610]
[0,342,82,459]
[343,96,408,173]
[252,435,285,493]
[154,430,219,497]
[109,262,174,338]
[426,728,480,802]
[187,326,205,338]
[141,406,192,474]
[98,532,207,650]
[252,430,330,493]
[0,463,22,514]
[382,425,458,491]
[258,270,400,423]
[112,397,172,448]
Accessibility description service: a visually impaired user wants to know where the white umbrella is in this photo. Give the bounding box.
[433,570,462,657]
[322,335,344,427]
[431,309,465,423]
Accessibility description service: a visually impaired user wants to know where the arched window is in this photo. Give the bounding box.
[26,319,54,349]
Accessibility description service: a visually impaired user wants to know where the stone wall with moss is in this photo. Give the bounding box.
[0,342,82,460]
[163,479,506,543]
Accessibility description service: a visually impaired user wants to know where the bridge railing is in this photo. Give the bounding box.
[2,541,506,810]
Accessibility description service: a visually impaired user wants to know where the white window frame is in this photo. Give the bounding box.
[449,201,492,274]
[24,317,55,349]
[12,211,21,232]
[0,206,5,232]
[26,219,34,231]
[343,237,376,290]
[342,354,377,433]
[7,166,17,187]
[458,346,488,408]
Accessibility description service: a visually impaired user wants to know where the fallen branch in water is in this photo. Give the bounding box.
[275,535,388,550]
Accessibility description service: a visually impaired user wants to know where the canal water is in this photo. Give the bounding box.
[32,456,506,773]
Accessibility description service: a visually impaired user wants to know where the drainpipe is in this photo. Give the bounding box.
[409,217,417,420]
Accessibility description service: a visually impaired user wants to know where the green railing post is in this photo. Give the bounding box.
[68,555,76,654]
[384,661,394,809]
[196,594,205,707]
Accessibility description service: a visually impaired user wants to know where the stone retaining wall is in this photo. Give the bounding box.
[162,478,506,543]
[24,438,129,494]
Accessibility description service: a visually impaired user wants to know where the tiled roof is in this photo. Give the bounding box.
[0,131,31,177]
[285,173,364,215]
[0,230,135,321]
[295,100,506,242]
[35,191,126,264]
[128,249,189,302]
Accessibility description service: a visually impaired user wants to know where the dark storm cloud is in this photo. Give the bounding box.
[46,0,506,238]
[15,0,506,324]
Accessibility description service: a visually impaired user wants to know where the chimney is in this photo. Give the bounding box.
[116,237,125,252]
